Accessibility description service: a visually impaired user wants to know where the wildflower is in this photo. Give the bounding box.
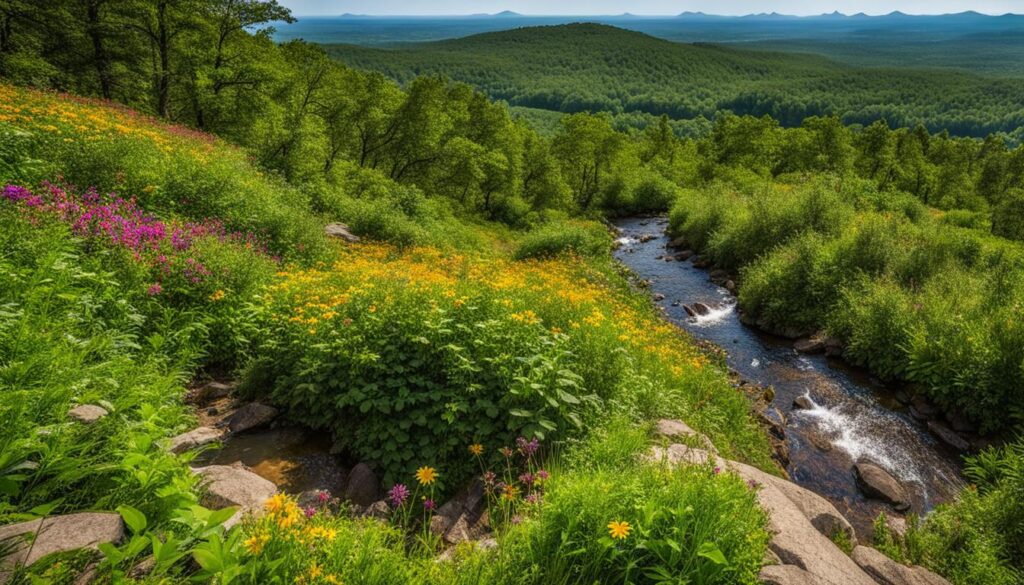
[536,469,550,482]
[388,483,410,507]
[713,466,721,474]
[265,493,289,514]
[147,283,163,296]
[469,443,484,456]
[243,532,269,554]
[368,304,377,313]
[482,471,497,485]
[607,521,631,540]
[516,436,540,457]
[510,514,523,525]
[415,466,437,486]
[499,447,513,458]
[502,484,520,501]
[423,498,436,511]
[210,289,225,301]
[524,493,540,505]
[519,472,535,486]
[317,490,331,504]
[304,506,317,518]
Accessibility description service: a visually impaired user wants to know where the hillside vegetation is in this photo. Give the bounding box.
[328,24,1024,139]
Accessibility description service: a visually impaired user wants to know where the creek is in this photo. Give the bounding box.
[613,217,964,539]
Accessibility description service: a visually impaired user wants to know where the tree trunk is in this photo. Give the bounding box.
[85,0,113,99]
[155,0,171,118]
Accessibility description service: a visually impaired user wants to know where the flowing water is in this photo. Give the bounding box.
[614,217,964,538]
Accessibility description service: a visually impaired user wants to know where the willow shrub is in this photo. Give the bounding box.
[514,219,612,260]
[243,243,774,487]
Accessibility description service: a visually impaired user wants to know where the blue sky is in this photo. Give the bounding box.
[277,0,1019,16]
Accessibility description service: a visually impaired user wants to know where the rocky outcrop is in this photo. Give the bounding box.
[167,426,224,454]
[852,546,952,585]
[855,462,910,511]
[195,464,277,512]
[68,404,108,424]
[793,395,814,410]
[325,223,360,242]
[654,419,718,454]
[926,420,969,452]
[226,402,279,434]
[345,463,380,507]
[430,480,489,545]
[0,513,124,571]
[759,564,832,585]
[794,337,826,354]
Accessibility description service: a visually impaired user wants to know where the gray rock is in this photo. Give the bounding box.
[653,419,718,454]
[195,464,277,511]
[724,280,736,292]
[758,565,832,585]
[195,381,234,404]
[325,223,360,242]
[226,403,279,434]
[430,480,488,544]
[852,545,952,585]
[359,500,390,519]
[667,237,687,249]
[690,302,712,316]
[855,462,910,511]
[167,426,224,454]
[910,395,939,419]
[793,395,814,410]
[709,268,729,280]
[345,463,380,507]
[68,405,108,424]
[653,293,665,301]
[926,420,969,452]
[0,513,124,570]
[794,337,826,354]
[945,411,975,434]
[675,250,695,260]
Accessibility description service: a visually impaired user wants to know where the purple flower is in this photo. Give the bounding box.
[713,466,721,474]
[524,493,539,505]
[482,471,497,485]
[516,437,540,457]
[519,472,535,486]
[304,506,317,518]
[423,499,436,511]
[147,283,163,296]
[317,490,331,504]
[388,483,409,507]
[536,469,549,482]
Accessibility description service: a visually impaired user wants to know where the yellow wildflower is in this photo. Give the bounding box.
[468,444,484,456]
[415,466,437,486]
[607,520,631,540]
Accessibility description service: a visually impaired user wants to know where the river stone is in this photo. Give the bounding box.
[194,381,234,404]
[227,402,279,434]
[855,462,910,511]
[910,395,939,419]
[758,565,833,585]
[195,464,277,511]
[667,237,687,249]
[430,480,489,544]
[168,426,224,454]
[675,250,694,260]
[794,337,826,354]
[345,463,380,507]
[690,302,712,316]
[926,420,969,452]
[68,404,108,424]
[0,513,124,570]
[653,293,665,301]
[325,223,360,242]
[724,280,736,292]
[823,337,844,357]
[852,545,953,585]
[793,395,814,410]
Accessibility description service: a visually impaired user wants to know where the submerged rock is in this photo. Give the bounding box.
[854,462,910,511]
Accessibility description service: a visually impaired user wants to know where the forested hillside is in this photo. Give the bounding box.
[328,24,1024,139]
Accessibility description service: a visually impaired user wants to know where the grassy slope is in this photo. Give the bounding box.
[326,23,1024,136]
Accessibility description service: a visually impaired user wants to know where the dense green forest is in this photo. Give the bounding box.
[327,24,1024,140]
[2,2,1024,584]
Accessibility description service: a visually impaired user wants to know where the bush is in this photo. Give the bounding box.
[514,220,612,260]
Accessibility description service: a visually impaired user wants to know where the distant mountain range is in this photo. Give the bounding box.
[324,10,1018,19]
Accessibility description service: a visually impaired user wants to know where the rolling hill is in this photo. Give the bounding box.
[326,23,1024,137]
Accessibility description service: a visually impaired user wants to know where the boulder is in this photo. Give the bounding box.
[724,280,736,292]
[324,223,360,242]
[430,480,488,545]
[647,444,723,468]
[358,500,390,520]
[0,513,124,570]
[855,462,910,511]
[852,545,952,585]
[926,420,969,452]
[195,465,277,511]
[910,396,939,420]
[823,337,844,357]
[345,463,380,507]
[167,426,224,454]
[653,419,718,454]
[667,237,687,249]
[68,404,108,424]
[226,403,279,434]
[758,565,833,585]
[690,302,712,316]
[708,268,729,280]
[194,381,234,404]
[675,250,695,260]
[653,293,665,301]
[692,257,712,268]
[793,395,814,410]
[794,337,826,354]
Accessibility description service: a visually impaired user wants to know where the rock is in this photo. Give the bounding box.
[653,419,718,454]
[926,420,969,452]
[724,280,736,292]
[68,404,108,424]
[663,255,674,262]
[128,556,157,579]
[195,465,277,511]
[709,268,729,280]
[430,480,489,544]
[226,402,279,434]
[692,256,712,268]
[194,381,234,404]
[167,426,224,454]
[358,500,390,519]
[793,395,814,410]
[823,337,844,357]
[910,396,939,420]
[325,223,360,242]
[653,293,665,301]
[807,431,833,453]
[639,234,656,243]
[667,237,687,249]
[690,302,712,316]
[757,408,787,440]
[758,565,833,585]
[852,545,953,585]
[894,390,912,405]
[794,337,826,354]
[345,463,381,507]
[648,444,722,467]
[0,513,124,570]
[886,515,908,539]
[675,250,694,260]
[855,462,910,511]
[945,411,975,434]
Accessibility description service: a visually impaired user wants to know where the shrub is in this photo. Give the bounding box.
[514,220,611,260]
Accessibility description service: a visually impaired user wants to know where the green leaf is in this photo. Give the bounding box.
[697,541,728,565]
[117,505,147,534]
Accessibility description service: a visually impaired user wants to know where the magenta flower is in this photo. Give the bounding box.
[388,483,409,507]
[713,466,721,474]
[536,469,550,482]
[147,283,163,296]
[423,498,436,511]
[516,437,540,456]
[304,506,317,518]
[519,472,535,486]
[317,490,331,504]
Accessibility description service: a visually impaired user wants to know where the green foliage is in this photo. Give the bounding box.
[514,220,612,260]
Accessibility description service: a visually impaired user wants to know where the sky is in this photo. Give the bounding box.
[277,0,1021,16]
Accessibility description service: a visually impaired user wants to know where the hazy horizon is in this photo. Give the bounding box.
[278,1,1020,17]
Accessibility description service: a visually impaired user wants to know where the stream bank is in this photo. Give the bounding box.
[613,217,964,540]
